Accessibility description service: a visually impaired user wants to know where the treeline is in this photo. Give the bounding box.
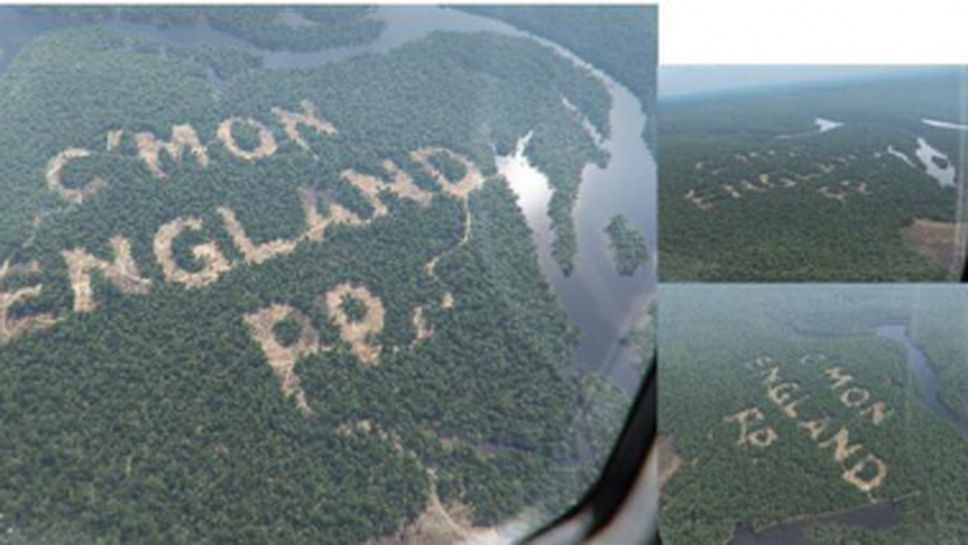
[168,43,262,80]
[30,6,385,52]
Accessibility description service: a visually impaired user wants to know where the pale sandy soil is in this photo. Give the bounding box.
[323,283,385,366]
[442,292,455,310]
[106,129,123,151]
[62,235,151,312]
[217,206,298,264]
[655,436,683,491]
[217,117,278,162]
[340,159,434,221]
[136,124,210,179]
[153,217,232,288]
[410,147,483,199]
[843,454,887,492]
[46,148,108,203]
[684,189,714,211]
[299,186,364,242]
[724,407,778,448]
[425,199,473,278]
[381,160,433,204]
[800,172,822,181]
[0,260,57,344]
[817,186,848,203]
[340,170,391,218]
[819,427,863,463]
[243,304,320,415]
[270,100,337,151]
[903,218,965,273]
[368,469,506,545]
[335,419,508,545]
[739,180,766,193]
[411,306,433,343]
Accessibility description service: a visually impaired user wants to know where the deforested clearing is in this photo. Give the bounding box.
[243,304,320,415]
[369,470,504,545]
[217,206,298,264]
[153,217,233,288]
[903,218,965,273]
[324,282,385,366]
[46,148,108,203]
[217,117,278,161]
[270,100,337,151]
[412,306,433,342]
[411,147,483,199]
[656,435,683,491]
[63,235,152,312]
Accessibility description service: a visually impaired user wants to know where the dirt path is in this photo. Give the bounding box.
[368,468,504,545]
[425,199,473,279]
[656,435,683,491]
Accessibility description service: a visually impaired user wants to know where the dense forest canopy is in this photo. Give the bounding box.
[31,6,386,52]
[458,5,658,146]
[660,284,968,545]
[0,12,645,543]
[660,70,967,281]
[605,213,650,276]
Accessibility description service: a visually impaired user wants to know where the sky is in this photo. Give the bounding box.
[658,66,956,99]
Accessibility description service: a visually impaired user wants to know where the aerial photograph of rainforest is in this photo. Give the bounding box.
[0,6,656,544]
[659,283,968,545]
[660,66,967,281]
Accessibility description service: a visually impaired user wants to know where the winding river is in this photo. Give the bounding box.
[0,6,655,392]
[875,323,968,439]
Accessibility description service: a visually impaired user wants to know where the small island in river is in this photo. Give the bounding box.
[605,214,649,275]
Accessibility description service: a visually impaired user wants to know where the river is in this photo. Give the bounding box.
[913,137,957,188]
[0,6,656,393]
[730,502,901,545]
[875,323,968,439]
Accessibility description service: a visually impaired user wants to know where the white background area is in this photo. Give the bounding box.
[659,0,968,65]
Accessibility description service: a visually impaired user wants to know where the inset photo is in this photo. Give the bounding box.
[659,66,968,282]
[659,283,968,544]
